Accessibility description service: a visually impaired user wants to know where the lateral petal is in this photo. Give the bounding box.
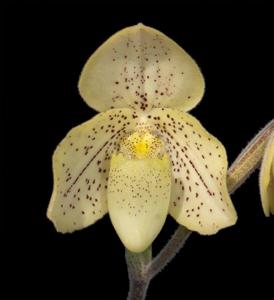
[47,109,137,233]
[149,108,237,234]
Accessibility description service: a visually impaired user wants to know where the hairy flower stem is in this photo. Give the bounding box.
[126,248,151,300]
[148,226,191,279]
[227,120,274,194]
[126,120,273,300]
[127,280,149,300]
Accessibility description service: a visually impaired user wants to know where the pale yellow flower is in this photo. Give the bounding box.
[47,24,237,253]
[259,132,274,216]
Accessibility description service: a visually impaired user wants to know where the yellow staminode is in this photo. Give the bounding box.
[134,137,150,157]
[120,131,163,159]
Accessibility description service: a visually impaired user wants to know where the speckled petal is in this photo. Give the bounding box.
[47,109,137,233]
[259,132,274,216]
[149,108,237,234]
[79,23,204,113]
[108,154,171,253]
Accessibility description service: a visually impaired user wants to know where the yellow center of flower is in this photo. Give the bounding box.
[120,131,164,159]
[134,138,149,156]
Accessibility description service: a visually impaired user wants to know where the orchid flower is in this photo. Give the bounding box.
[47,24,237,253]
[259,132,274,216]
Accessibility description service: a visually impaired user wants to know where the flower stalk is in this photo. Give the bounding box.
[126,248,151,300]
[227,120,274,194]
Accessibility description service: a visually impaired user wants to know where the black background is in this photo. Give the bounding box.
[2,1,274,299]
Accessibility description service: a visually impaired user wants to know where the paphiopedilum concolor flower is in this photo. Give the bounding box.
[259,132,274,216]
[47,24,237,252]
